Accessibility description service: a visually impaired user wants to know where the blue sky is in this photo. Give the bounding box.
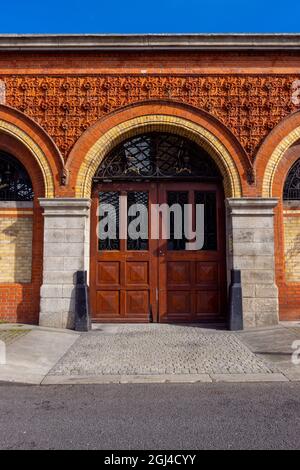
[0,0,299,34]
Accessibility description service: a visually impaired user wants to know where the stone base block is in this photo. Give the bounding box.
[39,310,75,329]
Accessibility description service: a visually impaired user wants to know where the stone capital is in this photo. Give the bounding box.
[39,198,91,217]
[226,197,279,216]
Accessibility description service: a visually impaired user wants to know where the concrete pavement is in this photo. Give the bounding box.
[0,324,79,384]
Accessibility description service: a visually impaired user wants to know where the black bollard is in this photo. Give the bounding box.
[229,269,243,331]
[74,271,91,332]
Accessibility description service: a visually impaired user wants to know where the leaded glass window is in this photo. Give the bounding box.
[98,191,120,250]
[167,191,189,251]
[94,132,221,181]
[127,191,149,251]
[283,159,300,200]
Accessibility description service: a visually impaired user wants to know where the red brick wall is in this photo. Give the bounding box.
[0,124,46,324]
[0,205,43,324]
[0,49,299,322]
[271,144,300,320]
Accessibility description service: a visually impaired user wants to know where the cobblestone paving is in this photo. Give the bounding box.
[0,329,30,345]
[50,324,274,376]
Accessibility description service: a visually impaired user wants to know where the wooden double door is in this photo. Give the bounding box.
[90,181,226,323]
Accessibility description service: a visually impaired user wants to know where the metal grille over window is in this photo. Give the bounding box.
[195,191,217,250]
[283,159,300,200]
[167,191,189,251]
[98,191,120,251]
[0,152,34,201]
[127,192,149,251]
[94,132,221,181]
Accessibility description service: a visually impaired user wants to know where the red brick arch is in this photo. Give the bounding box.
[255,109,300,197]
[0,104,64,197]
[272,141,300,199]
[67,100,251,197]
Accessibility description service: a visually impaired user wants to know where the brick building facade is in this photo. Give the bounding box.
[0,34,300,328]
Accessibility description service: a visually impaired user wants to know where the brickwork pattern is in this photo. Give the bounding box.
[284,213,300,282]
[0,206,43,324]
[0,214,33,283]
[0,74,297,161]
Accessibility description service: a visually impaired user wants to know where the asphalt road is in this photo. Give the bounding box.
[0,382,300,450]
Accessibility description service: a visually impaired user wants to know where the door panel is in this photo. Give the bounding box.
[90,181,226,323]
[158,182,226,323]
[90,182,158,322]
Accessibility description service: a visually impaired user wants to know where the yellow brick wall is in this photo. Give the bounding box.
[0,215,33,283]
[284,214,300,282]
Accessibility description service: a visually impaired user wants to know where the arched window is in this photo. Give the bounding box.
[0,152,34,201]
[94,132,221,181]
[283,158,300,200]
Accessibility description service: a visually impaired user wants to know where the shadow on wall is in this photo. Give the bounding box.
[0,216,34,323]
[285,232,300,283]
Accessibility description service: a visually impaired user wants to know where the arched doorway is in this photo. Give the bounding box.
[90,132,227,323]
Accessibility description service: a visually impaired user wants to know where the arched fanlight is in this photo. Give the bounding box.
[283,158,300,200]
[94,132,221,181]
[0,152,34,201]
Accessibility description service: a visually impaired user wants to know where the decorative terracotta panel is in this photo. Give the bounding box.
[1,74,296,161]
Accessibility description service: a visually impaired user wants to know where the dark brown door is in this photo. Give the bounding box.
[90,181,226,323]
[90,182,158,322]
[158,182,226,323]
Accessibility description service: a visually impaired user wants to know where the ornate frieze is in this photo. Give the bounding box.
[0,74,298,161]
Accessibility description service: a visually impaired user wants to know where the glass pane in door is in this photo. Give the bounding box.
[98,191,120,251]
[167,191,189,251]
[127,191,149,250]
[195,191,217,250]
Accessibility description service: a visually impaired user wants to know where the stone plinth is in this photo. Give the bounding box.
[39,198,91,329]
[226,198,279,328]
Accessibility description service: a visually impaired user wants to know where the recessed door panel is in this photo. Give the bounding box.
[167,291,191,316]
[126,290,149,315]
[97,261,120,286]
[96,291,120,317]
[126,262,149,285]
[196,262,219,285]
[196,290,220,316]
[167,261,191,285]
